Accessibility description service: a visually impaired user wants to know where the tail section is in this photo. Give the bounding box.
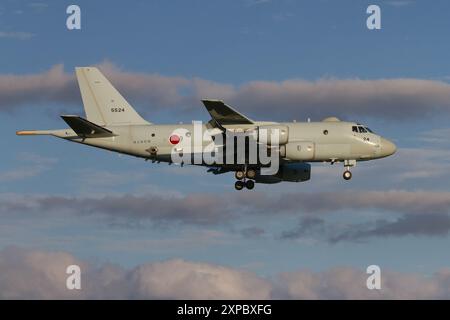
[75,67,150,126]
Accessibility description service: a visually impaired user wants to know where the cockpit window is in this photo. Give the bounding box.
[353,125,374,134]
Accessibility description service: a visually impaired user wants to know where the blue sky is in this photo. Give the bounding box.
[1,0,450,298]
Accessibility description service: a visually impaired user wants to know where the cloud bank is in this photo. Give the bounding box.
[1,246,449,299]
[2,63,450,120]
[2,190,450,242]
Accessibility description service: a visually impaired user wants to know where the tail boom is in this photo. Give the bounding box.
[16,129,75,138]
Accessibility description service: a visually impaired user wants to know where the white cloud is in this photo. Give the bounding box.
[418,128,450,145]
[2,63,450,120]
[385,0,415,7]
[3,188,450,242]
[0,31,34,40]
[245,0,271,7]
[1,246,450,299]
[130,259,271,299]
[29,3,49,11]
[0,152,58,182]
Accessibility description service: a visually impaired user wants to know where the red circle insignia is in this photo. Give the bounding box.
[169,134,180,145]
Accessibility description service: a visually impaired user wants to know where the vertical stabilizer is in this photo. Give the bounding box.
[75,67,150,126]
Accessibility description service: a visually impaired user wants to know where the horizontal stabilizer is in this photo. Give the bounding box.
[61,115,115,138]
[202,100,254,127]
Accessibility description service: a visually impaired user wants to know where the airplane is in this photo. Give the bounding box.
[17,67,396,190]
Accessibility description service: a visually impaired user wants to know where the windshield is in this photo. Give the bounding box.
[353,125,375,134]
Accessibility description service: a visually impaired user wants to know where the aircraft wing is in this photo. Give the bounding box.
[61,115,116,138]
[202,100,254,128]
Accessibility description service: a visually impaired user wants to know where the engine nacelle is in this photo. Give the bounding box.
[258,125,289,145]
[255,163,311,183]
[280,141,315,161]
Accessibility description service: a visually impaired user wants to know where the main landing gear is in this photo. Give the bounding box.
[234,168,256,190]
[235,180,254,190]
[342,159,356,181]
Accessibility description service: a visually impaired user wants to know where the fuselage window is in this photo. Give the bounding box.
[358,126,367,133]
[352,126,358,133]
[365,127,373,133]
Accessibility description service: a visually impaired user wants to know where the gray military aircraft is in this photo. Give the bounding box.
[17,67,396,190]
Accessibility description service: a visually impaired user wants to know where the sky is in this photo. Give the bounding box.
[1,0,450,299]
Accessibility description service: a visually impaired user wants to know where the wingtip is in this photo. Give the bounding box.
[60,114,79,119]
[201,99,224,105]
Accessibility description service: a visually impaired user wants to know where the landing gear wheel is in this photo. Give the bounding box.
[235,171,245,180]
[246,169,256,179]
[235,181,245,190]
[245,180,255,190]
[343,170,352,180]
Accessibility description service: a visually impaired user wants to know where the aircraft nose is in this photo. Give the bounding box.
[379,137,397,157]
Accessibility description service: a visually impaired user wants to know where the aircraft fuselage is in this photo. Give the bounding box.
[52,120,395,165]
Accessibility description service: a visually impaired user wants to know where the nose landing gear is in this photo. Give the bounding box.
[342,159,356,181]
[343,170,352,180]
